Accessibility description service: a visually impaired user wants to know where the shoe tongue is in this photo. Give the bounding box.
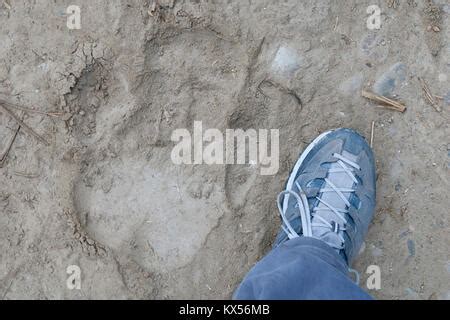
[312,151,357,241]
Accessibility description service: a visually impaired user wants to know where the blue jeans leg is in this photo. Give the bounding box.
[233,237,372,300]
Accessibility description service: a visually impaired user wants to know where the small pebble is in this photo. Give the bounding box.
[399,229,411,238]
[407,239,415,257]
[444,4,450,14]
[444,92,450,106]
[339,73,364,95]
[405,287,420,299]
[359,241,366,255]
[371,245,383,257]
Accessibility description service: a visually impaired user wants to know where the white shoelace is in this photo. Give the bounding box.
[277,152,361,284]
[277,152,360,248]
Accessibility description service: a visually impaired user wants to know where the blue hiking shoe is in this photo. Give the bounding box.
[274,128,376,265]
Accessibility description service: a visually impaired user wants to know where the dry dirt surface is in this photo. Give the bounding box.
[0,0,449,299]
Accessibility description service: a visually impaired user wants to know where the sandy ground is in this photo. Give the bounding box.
[0,0,449,299]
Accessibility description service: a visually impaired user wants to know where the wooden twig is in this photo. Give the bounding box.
[418,77,441,112]
[0,99,64,117]
[333,16,339,31]
[0,125,20,167]
[361,90,406,113]
[3,0,11,10]
[13,171,40,178]
[374,104,401,111]
[387,0,399,9]
[0,103,49,146]
[370,121,375,148]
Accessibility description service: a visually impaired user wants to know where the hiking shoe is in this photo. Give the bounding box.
[274,128,376,264]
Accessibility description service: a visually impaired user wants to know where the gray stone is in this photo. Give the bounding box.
[272,46,302,75]
[373,62,407,97]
